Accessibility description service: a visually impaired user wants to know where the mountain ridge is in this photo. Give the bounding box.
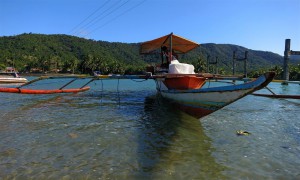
[0,33,296,76]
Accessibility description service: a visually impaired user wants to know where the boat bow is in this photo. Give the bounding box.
[157,72,275,118]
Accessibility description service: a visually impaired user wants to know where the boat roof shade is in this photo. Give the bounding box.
[140,33,200,54]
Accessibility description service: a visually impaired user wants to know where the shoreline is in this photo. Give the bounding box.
[19,72,87,77]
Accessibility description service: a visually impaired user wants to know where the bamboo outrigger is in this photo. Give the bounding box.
[0,76,91,94]
[252,86,300,99]
[0,86,90,94]
[252,93,300,99]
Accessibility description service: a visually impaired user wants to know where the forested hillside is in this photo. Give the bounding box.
[0,33,299,79]
[0,33,144,74]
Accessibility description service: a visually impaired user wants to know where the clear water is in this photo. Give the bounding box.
[0,78,299,179]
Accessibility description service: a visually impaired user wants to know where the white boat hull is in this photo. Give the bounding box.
[0,78,28,83]
[155,72,275,118]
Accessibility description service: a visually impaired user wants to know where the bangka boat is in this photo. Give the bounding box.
[154,72,274,118]
[140,33,275,118]
[0,72,28,83]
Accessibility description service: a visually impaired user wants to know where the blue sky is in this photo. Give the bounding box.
[1,0,299,55]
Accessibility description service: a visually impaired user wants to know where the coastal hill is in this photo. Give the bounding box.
[0,33,296,77]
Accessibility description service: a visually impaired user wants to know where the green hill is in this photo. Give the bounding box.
[0,33,144,74]
[0,33,297,78]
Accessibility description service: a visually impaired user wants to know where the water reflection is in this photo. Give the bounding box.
[0,86,227,179]
[133,95,226,179]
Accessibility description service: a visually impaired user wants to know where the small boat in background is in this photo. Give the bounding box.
[0,71,28,84]
[93,71,101,76]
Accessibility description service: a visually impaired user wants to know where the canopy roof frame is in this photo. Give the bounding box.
[140,33,200,54]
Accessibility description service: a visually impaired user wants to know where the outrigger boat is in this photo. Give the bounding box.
[139,33,275,118]
[154,72,274,117]
[0,33,275,118]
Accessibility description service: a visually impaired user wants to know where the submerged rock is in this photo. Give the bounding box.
[236,130,251,136]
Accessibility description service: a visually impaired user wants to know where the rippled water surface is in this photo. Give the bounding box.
[0,78,299,179]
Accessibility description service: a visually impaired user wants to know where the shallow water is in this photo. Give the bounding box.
[0,79,299,179]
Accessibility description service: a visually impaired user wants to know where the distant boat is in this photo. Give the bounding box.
[0,72,28,83]
[93,71,102,76]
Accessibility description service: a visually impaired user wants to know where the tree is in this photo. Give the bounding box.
[192,55,206,73]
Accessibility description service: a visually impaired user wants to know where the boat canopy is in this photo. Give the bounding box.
[140,33,200,54]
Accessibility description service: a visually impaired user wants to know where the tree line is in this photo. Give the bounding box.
[0,33,146,75]
[0,33,299,80]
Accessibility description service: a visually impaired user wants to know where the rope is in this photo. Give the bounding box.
[117,78,120,105]
[207,80,211,88]
[100,79,103,103]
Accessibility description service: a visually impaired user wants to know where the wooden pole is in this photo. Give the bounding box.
[215,57,218,74]
[283,39,290,82]
[244,51,248,78]
[232,51,236,75]
[206,55,210,73]
[169,32,173,64]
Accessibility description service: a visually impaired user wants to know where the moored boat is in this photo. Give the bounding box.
[155,72,274,118]
[140,33,275,118]
[0,72,28,83]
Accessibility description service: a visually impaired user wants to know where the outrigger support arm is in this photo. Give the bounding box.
[18,76,48,88]
[80,78,95,89]
[59,78,78,90]
[0,75,92,94]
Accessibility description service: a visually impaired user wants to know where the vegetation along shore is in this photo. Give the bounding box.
[1,33,299,80]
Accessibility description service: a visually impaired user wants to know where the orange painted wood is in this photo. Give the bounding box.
[163,76,206,90]
[0,86,90,94]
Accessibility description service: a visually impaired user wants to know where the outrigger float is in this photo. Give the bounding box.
[252,86,300,99]
[0,33,275,118]
[0,76,91,94]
